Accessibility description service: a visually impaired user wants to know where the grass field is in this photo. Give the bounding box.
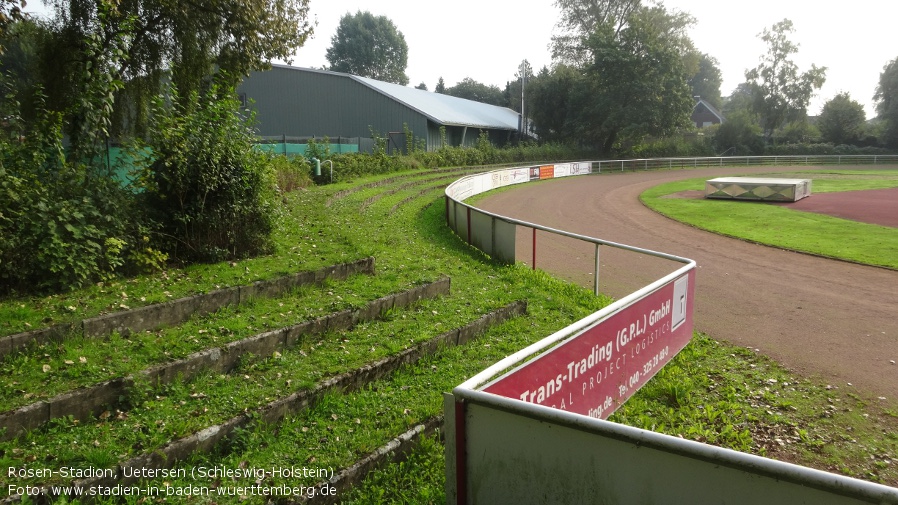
[1,165,897,503]
[641,169,898,269]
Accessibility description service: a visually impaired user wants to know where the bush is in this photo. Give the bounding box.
[764,143,894,156]
[627,135,715,159]
[137,84,279,263]
[0,96,137,293]
[270,155,313,193]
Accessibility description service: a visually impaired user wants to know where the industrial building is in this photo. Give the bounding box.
[237,65,522,153]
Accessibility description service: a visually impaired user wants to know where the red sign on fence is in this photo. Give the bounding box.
[483,270,695,419]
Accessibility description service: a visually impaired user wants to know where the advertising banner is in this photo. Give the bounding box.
[570,162,592,175]
[482,270,695,419]
[553,163,572,178]
[503,167,531,185]
[539,165,555,180]
[529,166,541,181]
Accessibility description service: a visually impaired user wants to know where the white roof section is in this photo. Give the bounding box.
[271,64,520,131]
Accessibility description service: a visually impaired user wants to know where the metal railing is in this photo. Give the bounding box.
[595,154,898,172]
[444,164,695,298]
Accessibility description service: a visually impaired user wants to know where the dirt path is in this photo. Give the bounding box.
[477,166,898,404]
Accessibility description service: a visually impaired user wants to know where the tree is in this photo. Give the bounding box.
[445,78,505,106]
[325,11,408,85]
[551,0,641,64]
[571,5,695,153]
[817,92,866,145]
[713,110,764,155]
[47,0,313,95]
[528,64,581,142]
[435,76,445,93]
[689,53,723,109]
[28,0,313,141]
[874,57,898,148]
[0,0,25,49]
[721,82,755,118]
[745,19,826,141]
[415,82,427,90]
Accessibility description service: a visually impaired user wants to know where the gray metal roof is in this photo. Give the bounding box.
[270,64,520,131]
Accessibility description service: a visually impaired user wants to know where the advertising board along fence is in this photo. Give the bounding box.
[442,161,898,505]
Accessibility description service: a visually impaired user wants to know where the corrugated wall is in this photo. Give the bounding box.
[238,68,430,148]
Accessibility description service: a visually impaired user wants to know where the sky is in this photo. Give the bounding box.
[24,0,898,117]
[280,0,896,117]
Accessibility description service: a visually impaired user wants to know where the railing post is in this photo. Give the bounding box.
[594,244,601,296]
[532,228,537,270]
[466,207,472,245]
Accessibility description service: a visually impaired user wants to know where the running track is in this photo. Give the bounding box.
[476,166,898,403]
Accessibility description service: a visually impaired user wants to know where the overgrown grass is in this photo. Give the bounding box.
[640,169,898,269]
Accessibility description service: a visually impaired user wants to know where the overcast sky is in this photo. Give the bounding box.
[283,0,896,117]
[25,1,897,117]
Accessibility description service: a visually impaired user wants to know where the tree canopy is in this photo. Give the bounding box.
[444,77,505,106]
[874,57,898,148]
[744,19,826,140]
[689,53,723,109]
[817,92,866,145]
[47,0,313,93]
[530,2,695,153]
[7,0,314,143]
[0,0,25,48]
[551,0,641,64]
[325,11,408,85]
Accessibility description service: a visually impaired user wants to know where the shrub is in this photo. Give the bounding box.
[270,155,313,193]
[137,84,279,263]
[0,96,137,293]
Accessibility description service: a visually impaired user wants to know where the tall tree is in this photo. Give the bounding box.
[874,57,898,148]
[435,76,446,93]
[325,11,408,85]
[47,0,313,93]
[551,0,641,64]
[32,0,313,141]
[572,5,694,153]
[689,53,723,109]
[817,92,866,145]
[527,64,581,142]
[445,77,505,106]
[0,0,25,49]
[744,19,826,141]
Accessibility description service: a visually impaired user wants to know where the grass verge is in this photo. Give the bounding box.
[640,169,898,269]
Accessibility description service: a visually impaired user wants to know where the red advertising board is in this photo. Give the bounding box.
[483,270,695,419]
[539,165,555,180]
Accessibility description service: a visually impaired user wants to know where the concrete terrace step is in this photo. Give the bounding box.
[0,258,375,360]
[1,301,526,503]
[0,277,451,441]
